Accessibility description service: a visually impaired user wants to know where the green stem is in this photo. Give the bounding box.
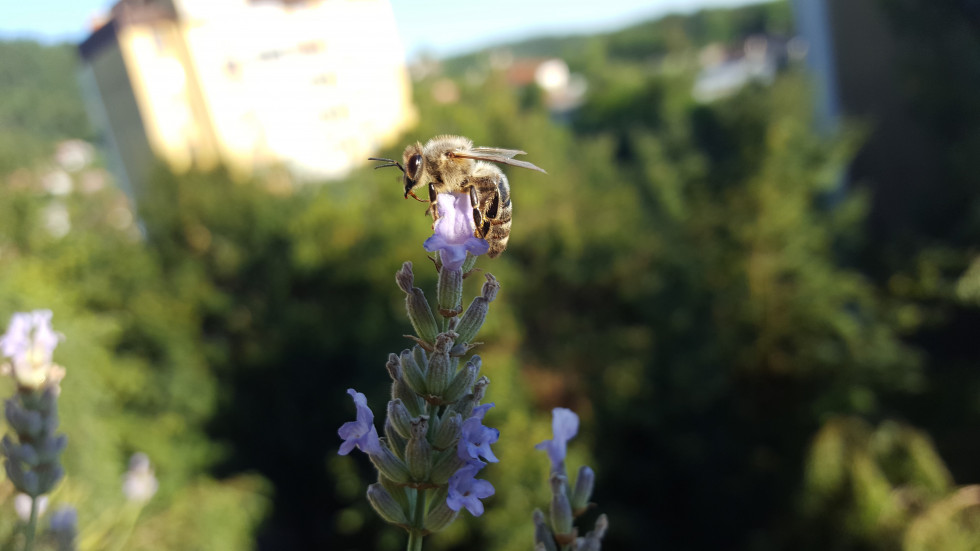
[23,495,38,551]
[406,530,424,551]
[406,488,427,551]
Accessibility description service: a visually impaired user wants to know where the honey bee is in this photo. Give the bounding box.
[369,135,546,258]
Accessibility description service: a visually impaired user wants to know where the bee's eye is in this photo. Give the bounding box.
[407,154,422,178]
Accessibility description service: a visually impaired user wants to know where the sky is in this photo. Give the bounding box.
[0,0,764,59]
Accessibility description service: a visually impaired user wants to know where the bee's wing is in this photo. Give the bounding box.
[469,146,526,159]
[453,149,547,173]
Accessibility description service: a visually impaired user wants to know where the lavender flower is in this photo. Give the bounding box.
[338,388,383,456]
[457,402,499,463]
[446,461,495,516]
[0,310,64,390]
[533,407,608,550]
[122,452,159,503]
[536,407,580,472]
[423,193,489,270]
[49,505,78,551]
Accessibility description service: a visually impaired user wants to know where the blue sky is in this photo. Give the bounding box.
[1,0,764,59]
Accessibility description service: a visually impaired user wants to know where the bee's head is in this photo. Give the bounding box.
[401,143,424,198]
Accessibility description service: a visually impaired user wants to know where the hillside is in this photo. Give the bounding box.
[0,40,92,173]
[441,1,792,74]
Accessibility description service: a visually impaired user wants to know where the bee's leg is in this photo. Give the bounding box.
[486,189,500,220]
[427,183,438,225]
[473,208,485,238]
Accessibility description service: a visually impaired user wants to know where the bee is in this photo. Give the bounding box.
[369,135,546,258]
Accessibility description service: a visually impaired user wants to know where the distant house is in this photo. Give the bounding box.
[692,35,797,103]
[78,0,416,198]
[503,57,587,114]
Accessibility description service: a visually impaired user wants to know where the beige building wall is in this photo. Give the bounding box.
[80,0,416,191]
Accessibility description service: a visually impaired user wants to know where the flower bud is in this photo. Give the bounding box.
[460,252,479,274]
[480,273,499,302]
[6,460,40,496]
[369,444,411,484]
[549,474,574,538]
[571,465,595,515]
[379,473,410,511]
[454,297,490,344]
[429,449,465,485]
[444,356,479,404]
[7,441,40,466]
[450,376,490,419]
[5,401,43,438]
[578,514,609,551]
[471,376,489,403]
[36,434,67,464]
[395,262,415,294]
[399,349,428,396]
[384,420,407,460]
[533,509,559,551]
[437,267,463,317]
[405,288,439,344]
[405,418,432,482]
[432,413,462,450]
[367,483,410,526]
[412,345,428,370]
[387,400,413,440]
[425,334,455,397]
[387,354,424,416]
[424,486,459,532]
[37,464,63,495]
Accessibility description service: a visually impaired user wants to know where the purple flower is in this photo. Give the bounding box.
[423,193,490,270]
[1,310,64,390]
[1,310,61,367]
[338,389,382,456]
[535,407,579,471]
[458,402,499,463]
[446,461,495,516]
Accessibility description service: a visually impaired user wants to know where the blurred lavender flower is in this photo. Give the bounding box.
[122,452,158,503]
[536,407,579,472]
[0,310,64,391]
[423,193,489,270]
[338,388,383,456]
[446,461,495,516]
[2,310,69,551]
[457,402,499,464]
[49,505,78,551]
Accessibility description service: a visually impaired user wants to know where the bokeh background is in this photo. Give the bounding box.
[1,0,980,549]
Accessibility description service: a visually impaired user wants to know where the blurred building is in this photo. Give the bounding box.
[792,0,938,232]
[78,0,416,197]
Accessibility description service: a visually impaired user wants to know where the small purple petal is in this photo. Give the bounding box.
[535,407,579,470]
[458,402,499,463]
[423,193,490,270]
[338,389,382,456]
[446,461,495,516]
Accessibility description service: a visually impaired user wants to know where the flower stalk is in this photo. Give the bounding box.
[0,310,69,551]
[338,191,500,551]
[534,408,609,551]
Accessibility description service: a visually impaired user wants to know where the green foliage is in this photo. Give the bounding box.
[0,41,91,174]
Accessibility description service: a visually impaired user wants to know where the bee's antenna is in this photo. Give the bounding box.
[368,157,404,173]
